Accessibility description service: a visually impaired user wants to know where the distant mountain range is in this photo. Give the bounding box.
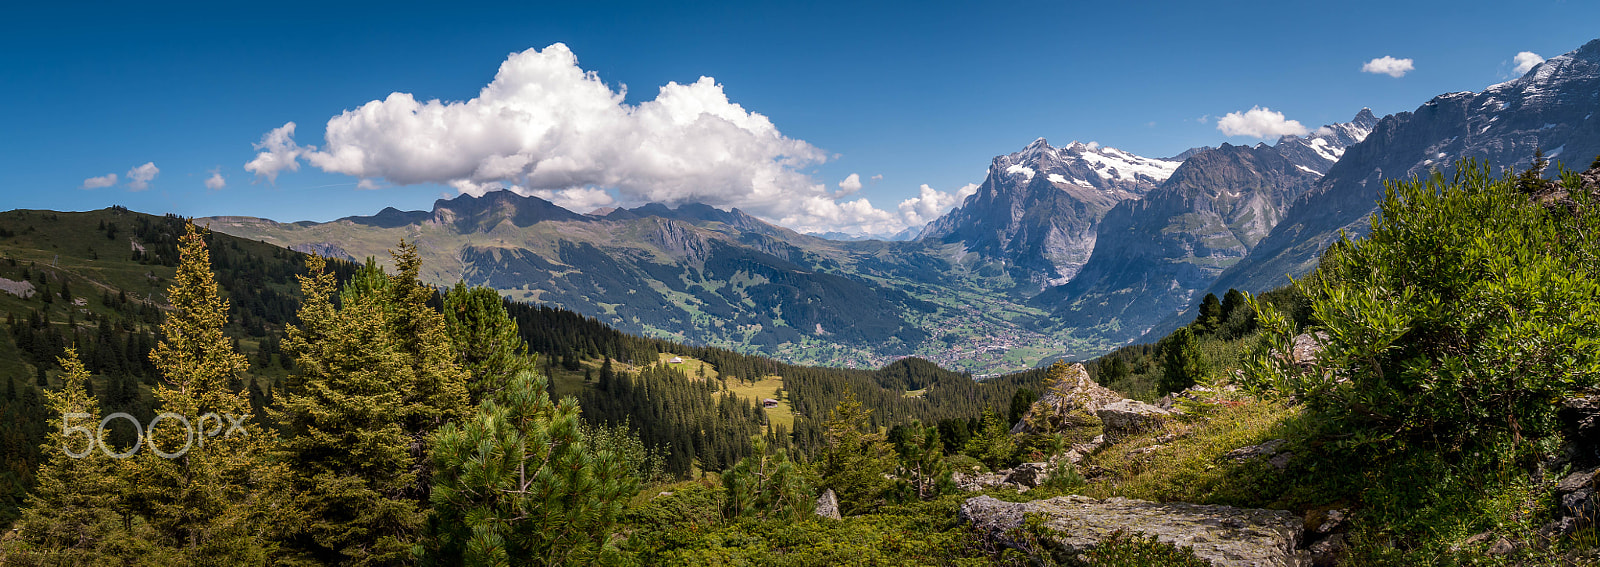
[203,194,1104,374]
[805,227,922,242]
[1027,110,1377,340]
[200,37,1600,370]
[1144,37,1600,338]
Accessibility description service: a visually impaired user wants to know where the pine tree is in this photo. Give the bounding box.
[126,222,276,564]
[443,282,533,403]
[1516,147,1551,194]
[422,371,635,565]
[1196,293,1222,334]
[723,435,813,520]
[1218,288,1252,337]
[818,392,895,515]
[1008,388,1037,426]
[1160,326,1207,394]
[272,254,423,564]
[892,420,952,500]
[964,408,1016,471]
[384,242,470,449]
[9,348,126,561]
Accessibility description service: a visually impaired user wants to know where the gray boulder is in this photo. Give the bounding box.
[1013,363,1171,436]
[1002,462,1051,488]
[1226,439,1293,470]
[815,488,841,520]
[1289,333,1327,366]
[952,471,1018,493]
[960,495,1307,566]
[1097,399,1172,434]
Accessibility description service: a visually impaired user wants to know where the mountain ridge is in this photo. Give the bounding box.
[1141,38,1600,340]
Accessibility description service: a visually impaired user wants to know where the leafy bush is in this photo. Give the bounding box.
[1247,161,1600,454]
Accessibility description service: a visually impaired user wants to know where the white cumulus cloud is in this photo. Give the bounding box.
[244,43,915,230]
[1361,56,1414,78]
[204,170,226,190]
[245,122,309,183]
[528,187,616,212]
[1513,51,1545,75]
[81,173,117,189]
[126,162,159,191]
[838,173,862,194]
[897,183,978,226]
[1216,106,1309,139]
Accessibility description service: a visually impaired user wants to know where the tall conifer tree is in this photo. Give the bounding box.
[818,393,895,515]
[128,222,275,564]
[10,348,125,561]
[386,242,470,436]
[272,255,423,564]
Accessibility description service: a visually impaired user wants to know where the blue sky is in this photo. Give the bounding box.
[4,0,1598,234]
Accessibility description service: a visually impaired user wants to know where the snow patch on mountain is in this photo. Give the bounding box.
[1005,164,1037,180]
[1071,144,1182,184]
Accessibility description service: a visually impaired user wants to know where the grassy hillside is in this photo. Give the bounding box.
[200,200,1116,374]
[0,205,1058,526]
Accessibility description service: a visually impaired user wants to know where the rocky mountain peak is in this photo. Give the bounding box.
[924,137,1182,284]
[430,190,586,232]
[603,201,787,239]
[983,138,1180,196]
[1270,108,1382,176]
[1181,36,1600,341]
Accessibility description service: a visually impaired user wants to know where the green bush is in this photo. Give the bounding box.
[1247,161,1600,454]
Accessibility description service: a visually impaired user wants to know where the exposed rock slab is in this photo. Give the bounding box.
[815,488,841,520]
[960,495,1306,567]
[0,277,35,299]
[1013,362,1170,436]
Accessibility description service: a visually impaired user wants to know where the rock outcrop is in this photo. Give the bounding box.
[1001,462,1051,489]
[960,495,1307,566]
[0,277,35,299]
[1012,362,1171,436]
[814,489,842,520]
[952,471,1017,493]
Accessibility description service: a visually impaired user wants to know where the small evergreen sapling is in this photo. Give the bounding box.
[422,371,635,565]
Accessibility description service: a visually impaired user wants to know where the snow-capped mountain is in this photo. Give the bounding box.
[921,139,1179,285]
[1272,108,1380,175]
[1155,38,1600,339]
[919,107,1378,292]
[1031,108,1377,340]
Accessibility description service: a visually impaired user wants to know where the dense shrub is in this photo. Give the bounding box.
[1247,161,1600,453]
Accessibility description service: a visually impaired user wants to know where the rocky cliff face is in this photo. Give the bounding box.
[427,190,587,232]
[921,139,1179,285]
[1033,111,1370,340]
[1197,39,1600,310]
[1271,108,1379,175]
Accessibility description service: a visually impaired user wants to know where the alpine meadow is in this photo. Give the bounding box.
[6,4,1600,566]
